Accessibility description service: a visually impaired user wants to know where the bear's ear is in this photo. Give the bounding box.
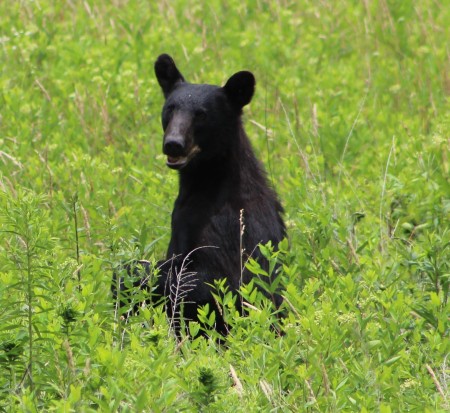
[154,54,185,98]
[223,71,255,109]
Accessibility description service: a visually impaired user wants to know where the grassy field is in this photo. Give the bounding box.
[0,0,449,411]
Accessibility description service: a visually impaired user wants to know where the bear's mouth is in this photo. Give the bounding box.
[166,145,201,170]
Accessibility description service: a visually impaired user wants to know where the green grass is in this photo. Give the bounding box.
[0,0,449,411]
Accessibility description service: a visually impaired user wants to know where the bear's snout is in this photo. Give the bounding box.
[164,136,188,169]
[163,111,200,169]
[164,138,185,158]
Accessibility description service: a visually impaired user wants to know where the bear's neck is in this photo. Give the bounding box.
[177,127,265,202]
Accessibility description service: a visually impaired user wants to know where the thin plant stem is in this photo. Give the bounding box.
[239,209,245,310]
[25,235,33,392]
[72,195,81,285]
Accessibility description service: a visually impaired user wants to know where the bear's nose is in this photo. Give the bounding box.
[163,137,185,157]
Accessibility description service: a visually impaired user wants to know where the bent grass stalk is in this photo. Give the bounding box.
[167,246,217,336]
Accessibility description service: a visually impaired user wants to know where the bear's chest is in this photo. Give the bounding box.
[169,200,240,257]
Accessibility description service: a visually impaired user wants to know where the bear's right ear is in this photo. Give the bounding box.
[154,54,185,98]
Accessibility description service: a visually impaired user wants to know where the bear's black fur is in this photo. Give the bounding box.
[114,54,285,336]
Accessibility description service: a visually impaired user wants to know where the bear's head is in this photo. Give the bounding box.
[154,54,255,170]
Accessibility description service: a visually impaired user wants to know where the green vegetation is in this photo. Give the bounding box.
[0,0,449,411]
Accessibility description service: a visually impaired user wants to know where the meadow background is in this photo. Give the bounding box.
[0,0,449,411]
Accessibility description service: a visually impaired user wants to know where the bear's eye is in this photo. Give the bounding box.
[194,109,207,122]
[165,104,175,114]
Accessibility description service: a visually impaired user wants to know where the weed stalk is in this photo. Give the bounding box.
[71,193,81,285]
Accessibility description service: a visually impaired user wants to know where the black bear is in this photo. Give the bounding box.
[115,54,285,336]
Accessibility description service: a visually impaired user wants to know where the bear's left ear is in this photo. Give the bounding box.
[223,71,255,109]
[154,54,185,98]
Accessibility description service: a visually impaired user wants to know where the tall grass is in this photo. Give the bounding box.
[0,0,448,410]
